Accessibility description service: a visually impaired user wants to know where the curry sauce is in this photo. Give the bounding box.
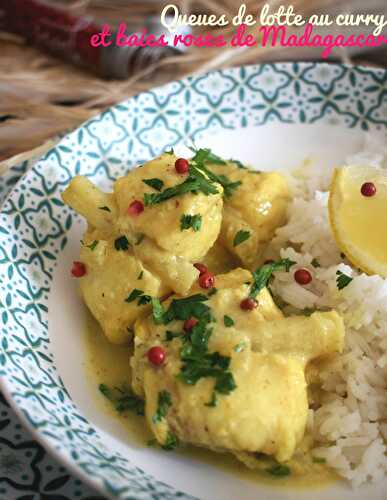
[84,312,338,491]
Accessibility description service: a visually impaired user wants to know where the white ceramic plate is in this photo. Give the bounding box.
[1,63,387,500]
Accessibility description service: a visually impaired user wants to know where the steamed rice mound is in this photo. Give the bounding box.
[265,134,387,487]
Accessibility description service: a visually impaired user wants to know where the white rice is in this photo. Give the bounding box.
[265,134,387,487]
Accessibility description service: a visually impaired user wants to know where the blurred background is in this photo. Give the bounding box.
[0,0,386,163]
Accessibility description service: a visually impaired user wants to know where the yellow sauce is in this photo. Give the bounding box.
[84,313,152,443]
[84,312,339,491]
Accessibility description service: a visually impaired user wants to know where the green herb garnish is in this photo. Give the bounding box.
[162,431,179,451]
[160,293,237,398]
[311,258,321,268]
[249,258,295,299]
[144,147,242,205]
[125,289,152,306]
[231,159,248,169]
[178,333,236,395]
[265,464,291,477]
[98,205,111,212]
[180,214,202,232]
[144,174,218,206]
[190,148,242,198]
[312,456,326,464]
[165,148,174,155]
[204,391,218,407]
[233,230,250,247]
[137,271,144,280]
[99,384,144,415]
[81,240,98,251]
[138,294,151,305]
[114,235,130,251]
[165,330,181,341]
[125,289,144,303]
[223,315,234,327]
[214,370,237,394]
[143,178,164,192]
[152,390,172,423]
[162,294,210,324]
[189,147,226,166]
[208,287,218,296]
[151,297,165,325]
[336,270,353,290]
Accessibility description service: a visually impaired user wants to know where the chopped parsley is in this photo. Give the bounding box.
[152,390,172,423]
[311,258,321,268]
[231,159,248,169]
[138,294,152,305]
[144,147,241,205]
[223,315,234,327]
[165,330,181,341]
[234,341,247,353]
[265,464,291,477]
[249,258,295,299]
[137,270,144,280]
[151,297,165,325]
[99,384,144,415]
[214,369,237,394]
[161,294,236,397]
[114,235,130,251]
[144,173,218,206]
[233,230,251,247]
[98,205,111,212]
[162,431,179,451]
[190,148,242,198]
[180,214,202,232]
[125,289,144,303]
[143,178,164,192]
[162,294,210,324]
[125,289,151,305]
[312,456,326,464]
[336,270,353,290]
[178,330,236,395]
[81,239,98,251]
[205,153,255,172]
[189,147,226,166]
[204,391,217,407]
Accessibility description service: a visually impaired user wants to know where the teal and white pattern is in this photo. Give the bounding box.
[0,162,104,499]
[0,63,386,500]
[0,393,104,500]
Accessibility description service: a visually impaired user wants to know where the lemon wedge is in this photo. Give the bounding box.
[329,165,387,277]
